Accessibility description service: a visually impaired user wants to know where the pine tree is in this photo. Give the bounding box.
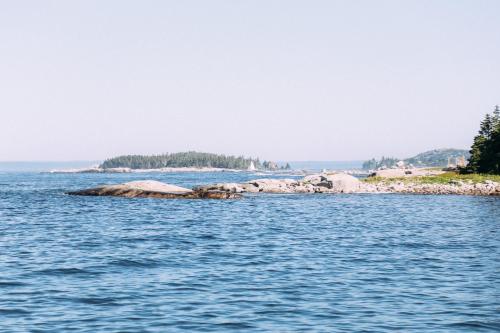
[490,105,500,173]
[467,134,486,173]
[492,105,500,125]
[466,106,500,174]
[479,114,493,139]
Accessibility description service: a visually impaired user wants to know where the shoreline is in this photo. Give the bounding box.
[195,171,500,197]
[68,170,500,199]
[49,166,245,173]
[48,166,366,176]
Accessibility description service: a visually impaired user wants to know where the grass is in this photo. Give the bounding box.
[362,172,500,185]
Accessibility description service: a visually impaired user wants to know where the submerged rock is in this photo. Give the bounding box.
[68,180,241,199]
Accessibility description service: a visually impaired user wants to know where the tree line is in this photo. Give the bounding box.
[465,105,500,174]
[100,151,289,170]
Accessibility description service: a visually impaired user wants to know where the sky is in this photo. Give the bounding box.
[1,0,499,162]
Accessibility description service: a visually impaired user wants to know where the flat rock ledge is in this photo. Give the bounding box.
[196,173,500,196]
[67,180,241,199]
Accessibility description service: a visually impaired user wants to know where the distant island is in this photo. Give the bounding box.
[362,148,470,170]
[100,151,290,171]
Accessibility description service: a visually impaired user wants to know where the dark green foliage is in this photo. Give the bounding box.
[465,106,500,174]
[100,152,262,170]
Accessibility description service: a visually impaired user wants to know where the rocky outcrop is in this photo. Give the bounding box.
[195,173,500,196]
[195,173,363,194]
[68,175,500,199]
[68,180,241,199]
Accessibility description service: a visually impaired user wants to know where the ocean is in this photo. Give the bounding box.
[0,171,499,332]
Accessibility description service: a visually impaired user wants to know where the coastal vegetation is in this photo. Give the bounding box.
[362,149,469,170]
[100,151,289,170]
[363,171,500,185]
[464,105,500,174]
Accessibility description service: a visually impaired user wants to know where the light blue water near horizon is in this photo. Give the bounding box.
[1,171,499,332]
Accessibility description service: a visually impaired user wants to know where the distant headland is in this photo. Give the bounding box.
[362,148,470,170]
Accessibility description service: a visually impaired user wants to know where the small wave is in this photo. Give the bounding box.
[197,234,217,240]
[447,321,500,330]
[0,281,29,288]
[109,258,160,268]
[216,322,256,329]
[74,296,120,306]
[36,267,96,276]
[0,308,30,315]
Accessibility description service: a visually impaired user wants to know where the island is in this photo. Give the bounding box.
[53,152,290,173]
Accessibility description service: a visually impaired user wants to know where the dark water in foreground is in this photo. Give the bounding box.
[1,172,499,332]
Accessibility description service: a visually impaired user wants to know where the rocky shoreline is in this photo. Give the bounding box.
[52,167,243,174]
[68,173,500,200]
[196,173,500,196]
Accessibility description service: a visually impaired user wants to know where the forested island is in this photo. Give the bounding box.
[100,152,290,170]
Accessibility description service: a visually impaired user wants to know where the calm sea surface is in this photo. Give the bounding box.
[1,172,499,332]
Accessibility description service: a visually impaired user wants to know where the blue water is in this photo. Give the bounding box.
[1,172,499,332]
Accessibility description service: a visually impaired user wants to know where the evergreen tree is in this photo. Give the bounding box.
[465,106,500,174]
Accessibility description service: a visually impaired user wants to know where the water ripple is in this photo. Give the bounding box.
[0,172,499,332]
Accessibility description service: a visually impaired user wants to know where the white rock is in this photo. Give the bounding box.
[122,180,192,193]
[323,173,361,193]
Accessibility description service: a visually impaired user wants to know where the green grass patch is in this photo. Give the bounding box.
[362,172,500,185]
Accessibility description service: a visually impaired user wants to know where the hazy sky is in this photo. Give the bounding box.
[1,0,499,161]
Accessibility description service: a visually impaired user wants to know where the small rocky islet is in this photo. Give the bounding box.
[68,171,500,199]
[67,180,241,199]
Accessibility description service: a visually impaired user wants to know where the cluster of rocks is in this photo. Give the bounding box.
[196,173,500,196]
[68,174,500,200]
[67,180,241,199]
[195,173,365,194]
[365,180,500,196]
